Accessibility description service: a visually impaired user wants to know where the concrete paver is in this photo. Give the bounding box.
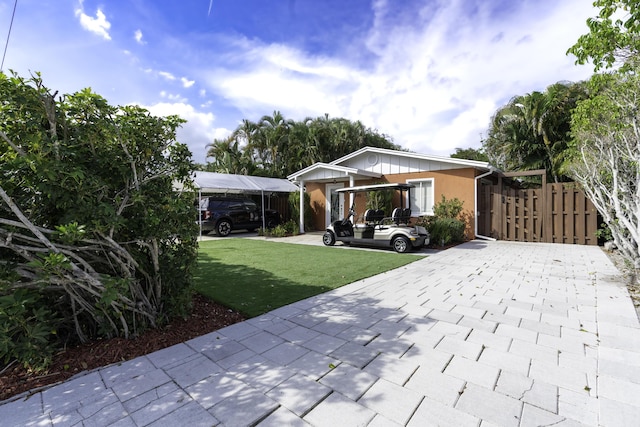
[408,397,480,427]
[444,355,501,388]
[358,378,424,425]
[304,392,376,427]
[455,383,523,427]
[2,239,640,426]
[319,362,378,401]
[266,373,332,416]
[404,368,466,406]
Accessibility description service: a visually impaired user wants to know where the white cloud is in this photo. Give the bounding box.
[202,0,596,155]
[159,71,176,81]
[134,29,145,44]
[75,3,111,40]
[181,77,195,88]
[159,91,186,102]
[205,40,359,119]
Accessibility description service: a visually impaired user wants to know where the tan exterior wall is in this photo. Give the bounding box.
[389,168,477,238]
[305,182,327,231]
[306,168,481,237]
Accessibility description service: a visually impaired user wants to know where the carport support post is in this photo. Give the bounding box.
[299,180,305,234]
[261,189,266,231]
[349,175,355,211]
[198,188,202,238]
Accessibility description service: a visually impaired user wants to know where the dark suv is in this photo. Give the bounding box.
[198,197,280,236]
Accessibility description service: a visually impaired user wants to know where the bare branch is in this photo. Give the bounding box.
[0,129,26,157]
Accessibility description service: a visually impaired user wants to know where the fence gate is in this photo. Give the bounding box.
[478,171,598,245]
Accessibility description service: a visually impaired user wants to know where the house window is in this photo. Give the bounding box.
[407,179,434,216]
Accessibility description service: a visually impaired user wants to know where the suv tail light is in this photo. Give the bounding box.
[205,210,211,220]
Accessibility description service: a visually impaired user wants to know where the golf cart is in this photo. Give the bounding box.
[322,183,430,253]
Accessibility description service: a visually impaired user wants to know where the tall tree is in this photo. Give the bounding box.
[568,0,640,71]
[203,112,402,178]
[255,111,294,177]
[483,82,588,182]
[566,0,640,270]
[568,62,640,268]
[450,147,489,162]
[205,136,254,175]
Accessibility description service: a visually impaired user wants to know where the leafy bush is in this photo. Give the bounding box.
[432,195,464,219]
[260,220,299,237]
[416,196,467,246]
[0,72,199,369]
[0,289,59,371]
[288,191,313,231]
[427,218,466,247]
[595,222,613,242]
[266,224,288,237]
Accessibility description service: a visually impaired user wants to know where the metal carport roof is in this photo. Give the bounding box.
[189,171,299,194]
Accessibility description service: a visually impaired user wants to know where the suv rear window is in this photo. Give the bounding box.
[226,201,244,210]
[244,201,258,210]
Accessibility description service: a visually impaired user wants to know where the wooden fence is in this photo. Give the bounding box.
[478,173,598,245]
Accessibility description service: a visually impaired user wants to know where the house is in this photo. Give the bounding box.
[287,146,494,238]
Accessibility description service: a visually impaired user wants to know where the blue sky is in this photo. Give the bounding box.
[1,0,597,164]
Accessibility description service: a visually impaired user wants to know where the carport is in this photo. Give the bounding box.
[182,171,299,235]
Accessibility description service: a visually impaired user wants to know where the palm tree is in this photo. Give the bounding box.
[205,135,254,175]
[484,81,588,182]
[202,112,402,177]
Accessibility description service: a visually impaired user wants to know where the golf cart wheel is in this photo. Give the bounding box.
[216,219,232,236]
[392,236,410,253]
[322,231,336,246]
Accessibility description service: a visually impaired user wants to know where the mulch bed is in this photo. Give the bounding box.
[0,294,245,402]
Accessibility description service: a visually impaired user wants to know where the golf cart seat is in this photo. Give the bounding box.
[364,209,375,224]
[364,209,385,225]
[402,208,412,223]
[391,207,412,225]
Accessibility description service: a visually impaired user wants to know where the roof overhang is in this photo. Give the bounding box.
[287,162,381,183]
[331,146,492,171]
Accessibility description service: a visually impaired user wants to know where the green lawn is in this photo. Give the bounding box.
[194,239,423,317]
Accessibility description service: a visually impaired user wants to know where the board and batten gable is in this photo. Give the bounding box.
[333,150,479,175]
[289,162,381,183]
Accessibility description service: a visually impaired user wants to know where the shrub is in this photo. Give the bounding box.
[428,218,466,247]
[0,72,199,369]
[260,220,299,238]
[288,191,313,231]
[0,289,60,371]
[433,195,464,219]
[595,222,613,242]
[416,195,467,246]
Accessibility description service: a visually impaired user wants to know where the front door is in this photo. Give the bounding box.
[326,183,344,228]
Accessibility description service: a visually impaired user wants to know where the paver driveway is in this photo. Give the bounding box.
[2,240,639,426]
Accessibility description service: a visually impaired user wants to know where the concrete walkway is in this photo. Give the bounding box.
[2,240,640,426]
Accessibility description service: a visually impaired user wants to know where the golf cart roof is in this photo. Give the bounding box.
[335,183,415,193]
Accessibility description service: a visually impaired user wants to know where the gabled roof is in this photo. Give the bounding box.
[331,146,491,170]
[287,162,381,182]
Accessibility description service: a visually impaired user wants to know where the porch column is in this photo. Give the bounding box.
[298,179,305,234]
[348,175,355,210]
